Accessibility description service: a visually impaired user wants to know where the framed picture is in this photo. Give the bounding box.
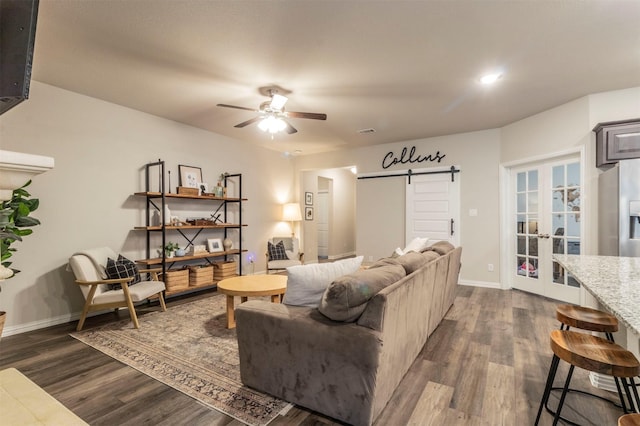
[305,207,313,221]
[305,192,313,206]
[197,182,208,195]
[178,165,202,188]
[207,238,223,252]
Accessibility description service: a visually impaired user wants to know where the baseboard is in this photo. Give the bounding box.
[458,279,502,289]
[2,312,79,337]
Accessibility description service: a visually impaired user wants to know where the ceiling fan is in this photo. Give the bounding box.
[217,88,327,134]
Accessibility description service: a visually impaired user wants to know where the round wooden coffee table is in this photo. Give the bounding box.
[217,275,287,328]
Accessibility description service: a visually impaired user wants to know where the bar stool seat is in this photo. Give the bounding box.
[619,413,640,426]
[535,330,640,426]
[556,304,618,335]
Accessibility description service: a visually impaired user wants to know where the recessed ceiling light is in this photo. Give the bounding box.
[480,72,502,85]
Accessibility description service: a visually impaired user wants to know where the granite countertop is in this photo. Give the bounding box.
[554,254,640,336]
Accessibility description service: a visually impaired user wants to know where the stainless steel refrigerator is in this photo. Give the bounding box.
[599,158,640,256]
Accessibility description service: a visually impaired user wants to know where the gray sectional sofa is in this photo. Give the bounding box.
[235,242,462,425]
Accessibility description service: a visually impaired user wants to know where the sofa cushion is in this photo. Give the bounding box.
[430,240,455,255]
[267,240,288,260]
[394,251,429,275]
[283,256,364,307]
[105,255,141,290]
[319,264,406,322]
[421,250,440,263]
[369,257,401,269]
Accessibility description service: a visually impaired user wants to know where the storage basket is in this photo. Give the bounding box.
[189,265,214,287]
[213,261,237,280]
[162,268,189,291]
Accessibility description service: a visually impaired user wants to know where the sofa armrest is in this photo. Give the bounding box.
[235,300,382,426]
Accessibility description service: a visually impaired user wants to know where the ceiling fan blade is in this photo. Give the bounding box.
[284,120,298,134]
[217,103,258,112]
[234,116,262,128]
[284,111,327,120]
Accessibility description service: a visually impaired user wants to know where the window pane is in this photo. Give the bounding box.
[517,236,526,255]
[528,170,538,191]
[552,214,564,236]
[529,258,539,279]
[528,236,538,257]
[517,172,526,192]
[552,237,564,254]
[567,214,580,237]
[517,193,526,212]
[553,261,564,284]
[567,188,580,212]
[528,217,539,235]
[568,274,580,288]
[517,214,526,233]
[552,165,564,188]
[528,191,538,212]
[567,162,580,187]
[567,238,580,255]
[552,189,565,212]
[517,256,526,276]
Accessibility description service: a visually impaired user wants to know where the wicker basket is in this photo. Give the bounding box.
[162,269,189,291]
[213,261,237,280]
[189,265,214,287]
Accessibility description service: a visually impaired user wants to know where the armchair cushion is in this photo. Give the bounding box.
[267,240,288,261]
[105,255,141,290]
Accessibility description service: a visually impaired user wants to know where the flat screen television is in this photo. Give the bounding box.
[0,0,39,115]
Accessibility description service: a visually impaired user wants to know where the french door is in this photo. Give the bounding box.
[510,157,582,303]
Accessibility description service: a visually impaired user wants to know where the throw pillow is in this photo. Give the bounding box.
[283,256,364,307]
[105,254,141,290]
[267,240,288,261]
[319,263,406,322]
[393,237,430,256]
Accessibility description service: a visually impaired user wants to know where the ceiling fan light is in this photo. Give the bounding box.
[270,94,288,110]
[258,116,286,133]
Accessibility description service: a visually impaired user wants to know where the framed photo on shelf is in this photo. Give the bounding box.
[305,207,314,221]
[207,238,224,253]
[178,165,202,188]
[305,192,313,205]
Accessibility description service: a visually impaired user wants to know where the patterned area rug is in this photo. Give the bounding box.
[70,295,290,426]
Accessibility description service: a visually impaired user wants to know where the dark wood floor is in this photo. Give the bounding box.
[0,286,625,425]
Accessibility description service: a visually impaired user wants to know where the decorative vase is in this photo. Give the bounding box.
[166,251,174,259]
[223,238,233,251]
[175,248,186,257]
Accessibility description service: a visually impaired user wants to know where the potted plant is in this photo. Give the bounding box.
[164,242,180,258]
[0,180,41,337]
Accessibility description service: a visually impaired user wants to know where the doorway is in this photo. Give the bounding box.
[317,177,331,260]
[507,155,582,303]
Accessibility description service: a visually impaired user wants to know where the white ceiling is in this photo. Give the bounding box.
[32,1,640,155]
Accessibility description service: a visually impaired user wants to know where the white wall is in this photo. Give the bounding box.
[296,129,502,286]
[0,81,295,334]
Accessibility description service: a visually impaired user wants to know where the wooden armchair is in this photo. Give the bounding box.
[266,237,304,274]
[68,247,166,331]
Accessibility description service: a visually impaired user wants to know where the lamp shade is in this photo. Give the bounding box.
[282,203,302,222]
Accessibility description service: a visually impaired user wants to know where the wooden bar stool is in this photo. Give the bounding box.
[619,413,640,426]
[535,330,640,426]
[556,304,618,341]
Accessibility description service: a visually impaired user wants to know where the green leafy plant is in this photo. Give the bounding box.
[0,180,40,278]
[164,242,180,253]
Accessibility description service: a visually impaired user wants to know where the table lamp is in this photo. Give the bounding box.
[282,202,302,237]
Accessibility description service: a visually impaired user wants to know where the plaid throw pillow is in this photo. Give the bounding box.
[105,254,141,290]
[268,240,289,261]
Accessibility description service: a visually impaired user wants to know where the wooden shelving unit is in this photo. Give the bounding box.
[134,160,245,297]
